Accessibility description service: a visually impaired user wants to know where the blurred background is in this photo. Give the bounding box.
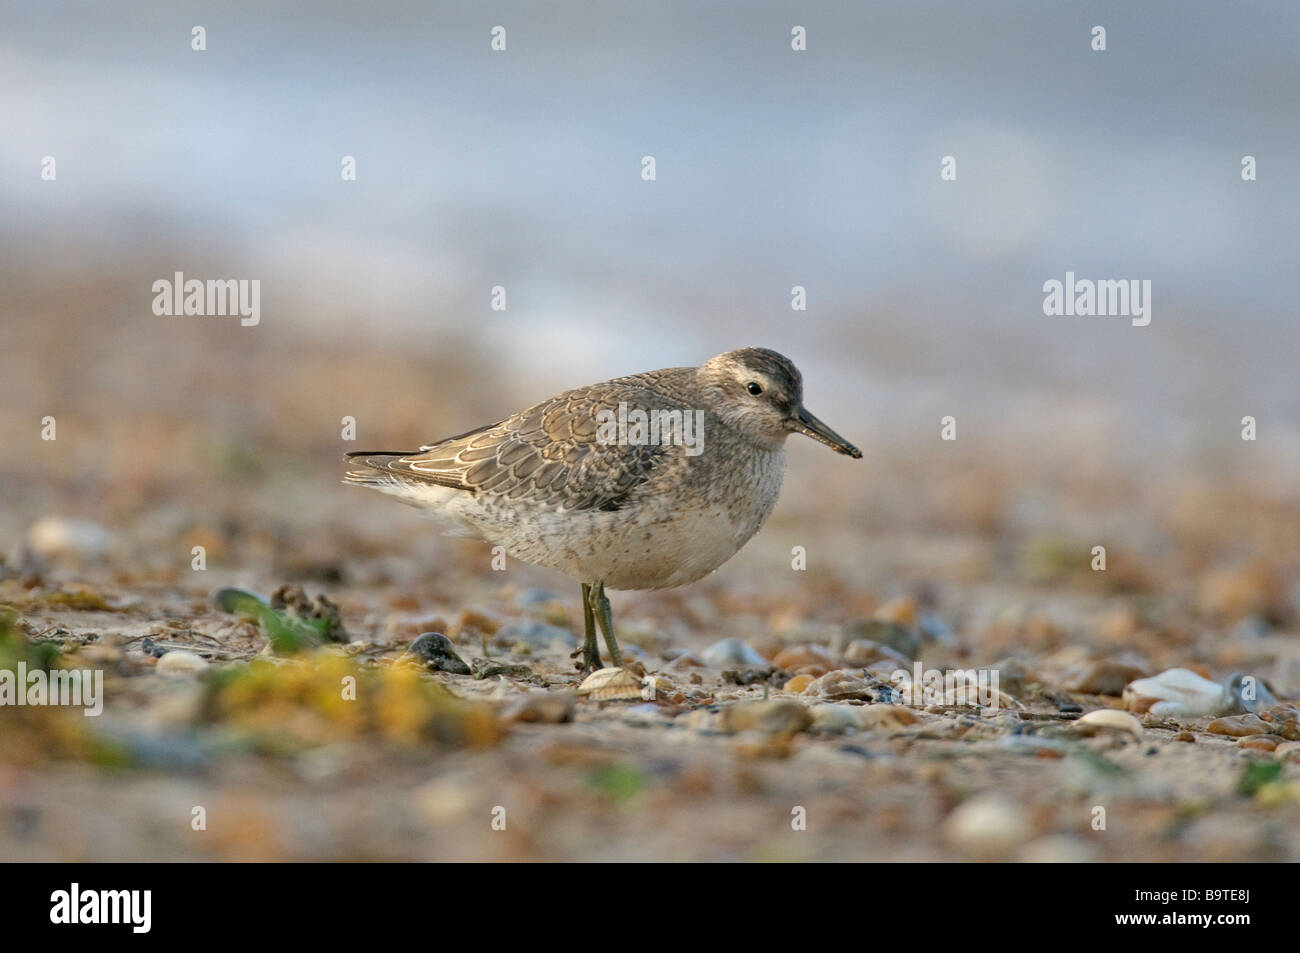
[1,1,1298,861]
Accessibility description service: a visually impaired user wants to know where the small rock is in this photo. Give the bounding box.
[404,632,471,675]
[858,703,920,730]
[1206,713,1272,737]
[944,795,1026,859]
[783,673,815,694]
[804,670,874,701]
[701,637,766,668]
[772,643,837,672]
[471,657,540,682]
[1274,741,1300,763]
[874,596,917,624]
[1238,735,1279,751]
[1063,659,1151,696]
[155,650,207,676]
[1123,668,1226,719]
[810,704,860,734]
[842,619,920,661]
[1261,705,1300,740]
[720,700,813,736]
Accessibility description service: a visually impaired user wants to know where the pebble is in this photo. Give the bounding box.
[1262,705,1300,740]
[1275,741,1300,763]
[701,637,766,669]
[1206,714,1272,737]
[841,619,920,661]
[495,619,577,651]
[1073,709,1143,738]
[874,596,917,625]
[944,794,1026,859]
[858,703,920,730]
[404,632,471,675]
[783,673,815,694]
[810,704,861,734]
[1063,659,1150,696]
[772,643,837,672]
[471,658,540,682]
[719,700,814,736]
[1238,736,1278,752]
[155,649,208,676]
[1123,668,1227,719]
[804,670,874,701]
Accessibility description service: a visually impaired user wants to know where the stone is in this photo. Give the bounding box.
[1063,659,1150,696]
[804,670,874,701]
[944,795,1026,859]
[155,650,207,676]
[719,700,813,736]
[404,632,471,675]
[701,637,766,668]
[858,703,920,730]
[1206,714,1272,737]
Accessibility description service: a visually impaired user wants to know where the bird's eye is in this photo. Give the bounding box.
[746,381,763,396]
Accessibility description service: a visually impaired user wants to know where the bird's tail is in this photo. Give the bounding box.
[342,450,415,486]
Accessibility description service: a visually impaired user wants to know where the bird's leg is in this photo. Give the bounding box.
[571,582,602,673]
[590,580,623,667]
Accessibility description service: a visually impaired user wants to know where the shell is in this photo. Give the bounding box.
[155,649,208,676]
[577,667,644,701]
[1073,709,1142,737]
[1122,668,1225,719]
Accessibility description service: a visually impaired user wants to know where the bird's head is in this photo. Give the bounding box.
[696,348,862,458]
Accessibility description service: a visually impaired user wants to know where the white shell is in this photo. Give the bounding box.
[1074,709,1143,737]
[1122,668,1225,719]
[156,650,208,676]
[577,667,643,701]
